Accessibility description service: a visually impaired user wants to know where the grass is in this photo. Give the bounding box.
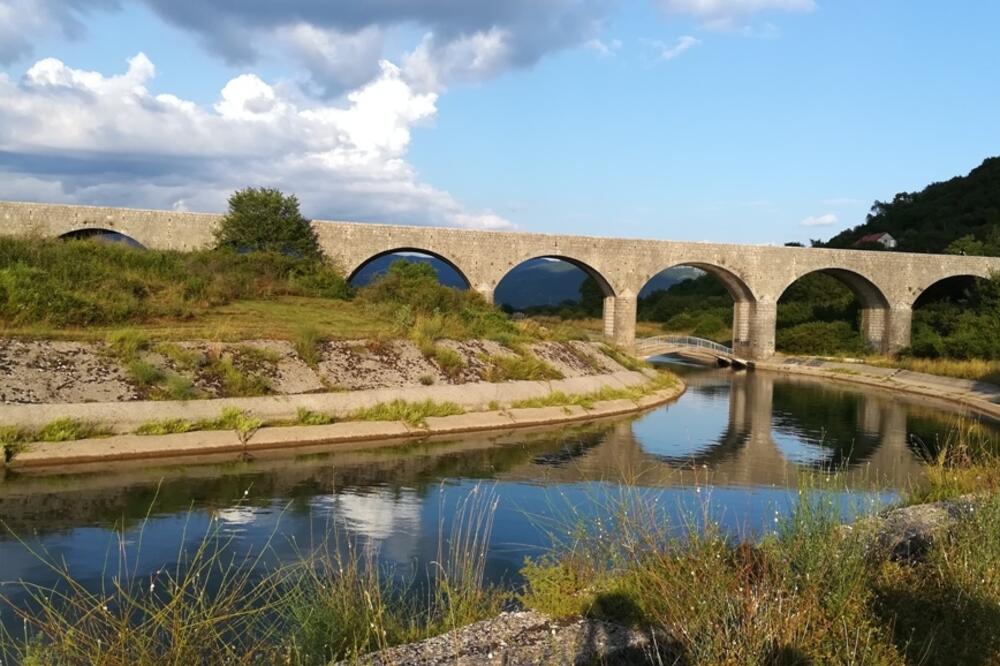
[0,484,505,665]
[866,355,1000,385]
[1,418,112,460]
[599,343,649,372]
[0,236,350,329]
[295,408,334,426]
[907,416,1000,503]
[135,418,199,435]
[510,372,677,410]
[349,399,465,427]
[134,408,263,439]
[521,487,1000,665]
[293,325,326,368]
[481,352,563,382]
[429,345,466,379]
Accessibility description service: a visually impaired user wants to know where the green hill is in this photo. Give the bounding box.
[823,156,1000,254]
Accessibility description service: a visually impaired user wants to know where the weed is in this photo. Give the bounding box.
[36,418,112,442]
[598,344,647,372]
[135,419,197,435]
[296,408,334,426]
[127,359,165,388]
[293,325,326,368]
[106,328,151,360]
[481,352,563,382]
[349,399,464,427]
[419,374,435,386]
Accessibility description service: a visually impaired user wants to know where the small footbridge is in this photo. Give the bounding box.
[635,335,750,368]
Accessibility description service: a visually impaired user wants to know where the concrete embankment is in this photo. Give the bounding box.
[756,357,1000,421]
[6,371,685,469]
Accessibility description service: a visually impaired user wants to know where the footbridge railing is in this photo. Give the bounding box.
[635,335,748,367]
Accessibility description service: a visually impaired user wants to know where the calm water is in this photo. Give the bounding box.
[1,362,996,624]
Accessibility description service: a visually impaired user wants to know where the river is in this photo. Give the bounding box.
[0,361,996,626]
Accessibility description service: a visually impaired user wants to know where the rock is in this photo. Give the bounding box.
[346,611,665,665]
[868,494,980,562]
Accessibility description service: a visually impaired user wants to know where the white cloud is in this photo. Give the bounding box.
[0,53,512,229]
[584,38,622,56]
[800,212,838,227]
[403,28,513,93]
[657,0,815,31]
[650,35,702,61]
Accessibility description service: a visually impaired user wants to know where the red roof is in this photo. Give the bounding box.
[856,232,892,244]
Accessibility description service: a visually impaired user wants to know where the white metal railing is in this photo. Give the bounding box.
[635,335,734,357]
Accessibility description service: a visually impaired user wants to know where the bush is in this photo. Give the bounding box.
[358,260,521,342]
[777,321,869,356]
[214,187,322,260]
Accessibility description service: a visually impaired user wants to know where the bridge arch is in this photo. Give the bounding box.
[492,254,624,338]
[775,267,892,353]
[345,247,473,289]
[59,227,146,248]
[908,269,993,308]
[636,262,758,354]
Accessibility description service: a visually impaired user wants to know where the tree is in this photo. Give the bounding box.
[579,276,605,317]
[214,188,322,260]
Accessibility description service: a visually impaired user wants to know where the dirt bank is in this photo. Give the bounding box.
[0,338,623,404]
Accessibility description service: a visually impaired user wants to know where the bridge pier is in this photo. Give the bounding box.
[604,295,637,349]
[860,307,887,352]
[733,301,776,360]
[885,305,913,355]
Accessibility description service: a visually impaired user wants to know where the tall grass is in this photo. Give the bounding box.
[521,486,1000,664]
[0,236,350,328]
[0,485,505,665]
[908,415,1000,502]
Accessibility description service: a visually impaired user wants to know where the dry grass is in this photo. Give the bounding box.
[866,355,1000,385]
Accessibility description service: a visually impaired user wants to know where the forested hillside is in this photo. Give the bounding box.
[823,156,1000,254]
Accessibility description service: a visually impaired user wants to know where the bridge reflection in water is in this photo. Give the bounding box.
[0,367,940,537]
[505,367,927,491]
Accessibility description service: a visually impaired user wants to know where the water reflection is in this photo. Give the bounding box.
[1,365,996,629]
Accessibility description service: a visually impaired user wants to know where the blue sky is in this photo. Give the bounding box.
[0,0,997,244]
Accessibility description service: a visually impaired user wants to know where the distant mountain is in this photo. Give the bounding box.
[495,260,700,309]
[350,253,468,288]
[351,252,701,309]
[823,156,1000,254]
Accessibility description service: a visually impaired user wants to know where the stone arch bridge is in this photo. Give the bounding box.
[3,200,998,359]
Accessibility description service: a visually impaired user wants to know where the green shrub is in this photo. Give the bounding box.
[214,187,322,261]
[777,320,869,356]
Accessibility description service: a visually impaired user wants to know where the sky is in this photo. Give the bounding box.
[0,0,998,245]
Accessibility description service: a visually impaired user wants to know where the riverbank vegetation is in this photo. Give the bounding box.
[520,489,1000,665]
[4,469,999,664]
